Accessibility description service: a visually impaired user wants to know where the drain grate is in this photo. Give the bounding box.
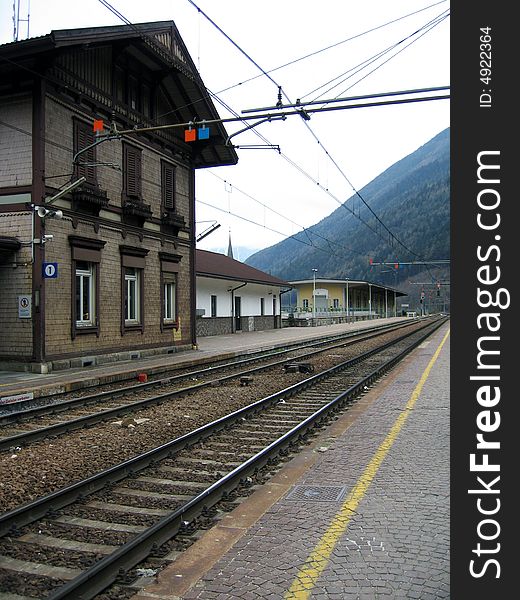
[286,485,347,503]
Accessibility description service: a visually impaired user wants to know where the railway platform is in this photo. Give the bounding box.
[132,320,450,599]
[0,316,409,401]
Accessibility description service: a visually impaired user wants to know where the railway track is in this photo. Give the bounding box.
[0,319,420,417]
[0,319,429,452]
[0,316,447,600]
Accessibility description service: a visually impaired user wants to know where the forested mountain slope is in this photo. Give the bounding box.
[246,128,450,291]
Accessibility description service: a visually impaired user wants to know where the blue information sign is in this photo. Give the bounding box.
[42,262,58,278]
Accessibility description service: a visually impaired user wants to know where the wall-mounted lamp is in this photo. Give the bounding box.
[34,206,63,220]
[33,234,54,245]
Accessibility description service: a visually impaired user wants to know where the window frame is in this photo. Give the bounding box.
[124,267,141,324]
[113,64,154,119]
[159,252,182,331]
[69,236,105,339]
[161,161,176,210]
[120,245,148,334]
[163,273,177,324]
[122,142,142,201]
[73,118,97,186]
[75,261,96,327]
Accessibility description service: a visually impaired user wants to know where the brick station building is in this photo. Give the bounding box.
[0,22,237,372]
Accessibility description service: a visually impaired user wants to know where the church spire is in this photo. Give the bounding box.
[227,229,234,259]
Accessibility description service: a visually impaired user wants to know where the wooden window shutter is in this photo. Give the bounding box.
[124,144,142,199]
[162,162,175,209]
[74,120,97,185]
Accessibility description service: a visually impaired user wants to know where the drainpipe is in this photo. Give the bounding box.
[189,168,197,348]
[229,282,247,333]
[32,75,46,367]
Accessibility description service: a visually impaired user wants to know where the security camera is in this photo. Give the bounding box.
[43,234,54,241]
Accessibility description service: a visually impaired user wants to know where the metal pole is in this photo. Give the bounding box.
[346,279,349,321]
[312,269,317,326]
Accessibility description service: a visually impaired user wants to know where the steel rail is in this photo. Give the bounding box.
[44,317,448,600]
[0,318,417,418]
[0,320,427,452]
[0,317,446,538]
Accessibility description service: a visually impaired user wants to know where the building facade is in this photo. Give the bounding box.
[288,278,406,325]
[0,22,237,372]
[196,250,290,337]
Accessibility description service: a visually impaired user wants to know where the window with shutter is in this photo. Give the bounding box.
[161,162,175,209]
[124,144,142,199]
[74,119,97,185]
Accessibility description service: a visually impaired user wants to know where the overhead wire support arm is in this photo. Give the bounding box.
[72,127,123,173]
[241,85,450,114]
[112,94,449,138]
[196,221,221,242]
[72,135,120,166]
[82,89,449,144]
[225,115,286,151]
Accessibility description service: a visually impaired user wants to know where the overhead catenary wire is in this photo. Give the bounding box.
[302,9,449,102]
[0,72,444,269]
[185,0,447,262]
[0,114,367,265]
[92,0,448,267]
[196,198,347,261]
[3,1,447,277]
[205,171,368,258]
[212,0,449,95]
[204,91,430,246]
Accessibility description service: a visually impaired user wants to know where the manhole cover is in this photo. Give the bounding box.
[286,485,347,502]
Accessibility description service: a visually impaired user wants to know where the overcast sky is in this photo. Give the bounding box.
[1,0,450,259]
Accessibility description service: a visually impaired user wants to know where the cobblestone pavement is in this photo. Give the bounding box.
[139,323,450,600]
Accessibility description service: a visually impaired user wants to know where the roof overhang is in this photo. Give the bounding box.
[0,22,238,169]
[289,279,407,297]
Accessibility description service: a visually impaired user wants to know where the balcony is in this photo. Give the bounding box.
[161,209,186,236]
[72,183,109,215]
[122,198,152,226]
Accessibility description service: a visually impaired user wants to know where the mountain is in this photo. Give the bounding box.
[245,128,450,301]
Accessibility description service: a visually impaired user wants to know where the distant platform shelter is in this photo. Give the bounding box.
[196,250,291,337]
[287,278,407,326]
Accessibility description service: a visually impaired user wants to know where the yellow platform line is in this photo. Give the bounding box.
[284,328,450,599]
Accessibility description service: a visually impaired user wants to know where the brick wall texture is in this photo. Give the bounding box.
[0,94,195,364]
[0,95,33,188]
[0,212,34,358]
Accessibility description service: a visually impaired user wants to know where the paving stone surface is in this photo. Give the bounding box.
[179,324,451,599]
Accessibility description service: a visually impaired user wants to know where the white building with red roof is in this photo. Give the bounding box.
[196,249,291,336]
